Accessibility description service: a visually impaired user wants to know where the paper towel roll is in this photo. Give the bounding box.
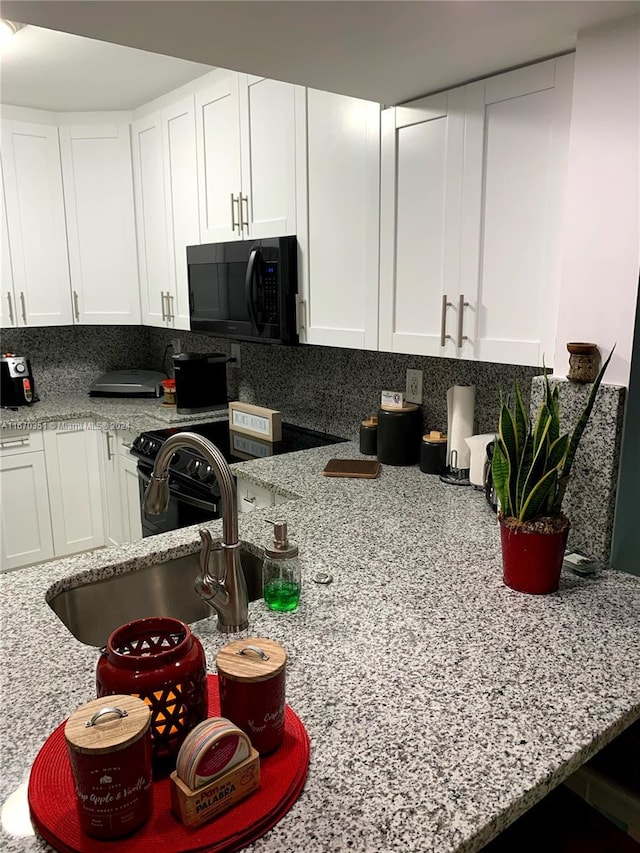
[446,385,475,469]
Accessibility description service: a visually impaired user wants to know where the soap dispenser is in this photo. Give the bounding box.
[263,519,301,612]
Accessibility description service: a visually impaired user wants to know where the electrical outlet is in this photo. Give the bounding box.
[231,343,242,369]
[406,368,423,404]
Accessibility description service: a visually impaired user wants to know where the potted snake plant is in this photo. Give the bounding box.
[492,349,613,594]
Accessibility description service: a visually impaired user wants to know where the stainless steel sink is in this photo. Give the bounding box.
[48,545,263,647]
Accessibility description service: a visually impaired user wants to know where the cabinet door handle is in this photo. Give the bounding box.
[440,294,452,346]
[296,297,306,332]
[243,495,256,504]
[19,291,27,324]
[160,291,167,321]
[73,290,80,322]
[230,193,240,232]
[457,294,469,348]
[167,293,175,322]
[239,193,250,230]
[6,292,14,325]
[105,432,113,461]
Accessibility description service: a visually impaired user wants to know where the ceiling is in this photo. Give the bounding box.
[1,1,639,108]
[0,25,212,111]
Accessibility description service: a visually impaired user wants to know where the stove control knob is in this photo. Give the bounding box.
[186,458,200,477]
[199,465,214,483]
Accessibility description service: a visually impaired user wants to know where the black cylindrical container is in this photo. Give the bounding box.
[377,405,422,466]
[420,433,448,474]
[359,418,378,456]
[173,352,229,414]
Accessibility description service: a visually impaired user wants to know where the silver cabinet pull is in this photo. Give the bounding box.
[167,293,175,323]
[457,294,469,348]
[160,291,167,321]
[296,297,306,331]
[230,193,240,232]
[239,193,249,231]
[243,495,256,504]
[105,431,113,461]
[6,292,14,325]
[73,290,80,322]
[19,291,27,324]
[440,294,452,346]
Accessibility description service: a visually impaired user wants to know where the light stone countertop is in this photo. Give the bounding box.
[1,434,640,853]
[0,392,229,433]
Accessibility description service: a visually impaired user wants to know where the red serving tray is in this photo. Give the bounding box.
[28,675,310,853]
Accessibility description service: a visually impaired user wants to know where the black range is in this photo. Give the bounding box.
[130,420,347,537]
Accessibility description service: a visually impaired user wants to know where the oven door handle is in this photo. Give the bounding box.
[139,468,219,513]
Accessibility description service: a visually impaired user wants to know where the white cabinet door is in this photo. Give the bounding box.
[379,90,465,357]
[120,453,142,542]
[239,75,297,239]
[196,74,242,243]
[59,125,140,325]
[0,121,72,326]
[44,424,105,557]
[297,88,380,350]
[459,56,574,366]
[163,96,200,330]
[99,429,125,547]
[131,112,172,328]
[0,160,17,327]
[0,449,54,571]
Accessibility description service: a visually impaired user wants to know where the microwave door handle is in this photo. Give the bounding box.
[245,246,263,333]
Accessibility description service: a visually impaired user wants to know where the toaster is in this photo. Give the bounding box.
[0,354,37,407]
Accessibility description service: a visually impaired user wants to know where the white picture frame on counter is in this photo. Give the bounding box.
[228,402,282,443]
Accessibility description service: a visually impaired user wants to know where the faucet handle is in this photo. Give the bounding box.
[199,528,212,575]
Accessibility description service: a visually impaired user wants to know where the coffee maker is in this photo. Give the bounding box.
[0,354,38,406]
[173,352,229,414]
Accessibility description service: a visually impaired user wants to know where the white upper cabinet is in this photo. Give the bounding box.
[59,124,140,325]
[0,121,73,326]
[132,98,199,330]
[238,75,297,239]
[196,74,243,243]
[0,161,16,327]
[132,111,171,327]
[458,56,574,366]
[380,55,573,366]
[297,88,381,350]
[196,71,296,243]
[379,91,464,357]
[163,96,200,330]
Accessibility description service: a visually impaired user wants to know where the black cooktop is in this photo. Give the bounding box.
[131,419,347,475]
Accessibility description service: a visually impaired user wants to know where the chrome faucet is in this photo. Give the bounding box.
[143,432,249,633]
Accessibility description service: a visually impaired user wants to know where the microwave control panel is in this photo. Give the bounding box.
[262,262,279,322]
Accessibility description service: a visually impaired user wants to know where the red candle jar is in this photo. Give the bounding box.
[96,617,208,765]
[216,637,287,755]
[64,694,153,839]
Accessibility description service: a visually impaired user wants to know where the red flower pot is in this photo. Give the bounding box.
[499,518,570,594]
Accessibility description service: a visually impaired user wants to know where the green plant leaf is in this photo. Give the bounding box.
[492,439,511,516]
[514,379,528,462]
[547,433,569,472]
[515,431,534,515]
[533,405,551,455]
[498,403,519,512]
[521,416,552,510]
[519,467,559,522]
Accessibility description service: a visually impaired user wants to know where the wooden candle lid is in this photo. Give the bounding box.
[65,694,150,755]
[216,638,286,683]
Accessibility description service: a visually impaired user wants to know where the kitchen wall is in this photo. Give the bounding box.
[6,324,626,563]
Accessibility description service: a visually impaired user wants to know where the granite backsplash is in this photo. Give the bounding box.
[7,325,623,560]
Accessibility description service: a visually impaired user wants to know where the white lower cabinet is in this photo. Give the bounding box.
[99,429,142,546]
[0,431,54,571]
[237,478,288,514]
[43,423,105,558]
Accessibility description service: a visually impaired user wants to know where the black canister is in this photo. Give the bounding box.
[420,432,448,474]
[377,405,422,466]
[359,417,378,456]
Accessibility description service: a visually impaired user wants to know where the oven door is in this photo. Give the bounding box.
[137,466,221,537]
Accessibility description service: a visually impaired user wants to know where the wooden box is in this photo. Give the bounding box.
[170,748,260,828]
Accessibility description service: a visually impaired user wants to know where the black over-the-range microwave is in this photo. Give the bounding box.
[187,236,299,344]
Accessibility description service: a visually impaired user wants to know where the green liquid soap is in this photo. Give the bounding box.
[264,580,300,612]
